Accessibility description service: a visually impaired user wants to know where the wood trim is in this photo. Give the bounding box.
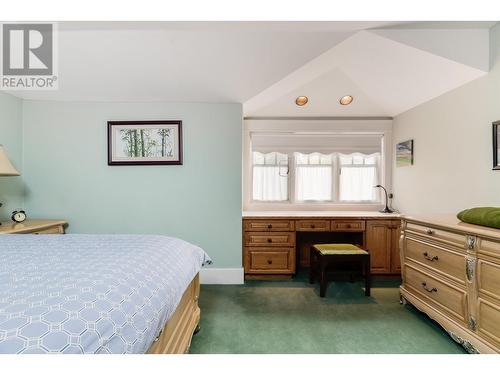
[147,274,200,354]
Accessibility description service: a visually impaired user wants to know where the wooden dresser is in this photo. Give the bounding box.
[400,215,500,353]
[0,219,67,234]
[243,212,401,280]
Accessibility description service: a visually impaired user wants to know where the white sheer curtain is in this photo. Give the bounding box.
[295,152,333,201]
[339,153,380,201]
[252,152,288,201]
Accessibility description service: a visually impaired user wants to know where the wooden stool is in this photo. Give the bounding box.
[309,244,371,298]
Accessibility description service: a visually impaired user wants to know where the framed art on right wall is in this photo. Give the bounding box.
[494,121,500,170]
[396,139,414,167]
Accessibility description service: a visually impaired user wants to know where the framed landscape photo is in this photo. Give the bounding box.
[108,120,182,165]
[396,139,414,167]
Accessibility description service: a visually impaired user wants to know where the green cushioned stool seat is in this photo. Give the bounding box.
[313,243,368,255]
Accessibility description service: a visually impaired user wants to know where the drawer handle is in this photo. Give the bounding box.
[346,224,351,228]
[421,282,437,293]
[267,260,273,265]
[267,238,272,243]
[423,252,438,261]
[311,224,316,229]
[426,229,435,235]
[267,224,273,229]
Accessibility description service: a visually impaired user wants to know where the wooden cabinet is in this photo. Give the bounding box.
[0,219,66,234]
[366,220,400,274]
[243,215,401,279]
[400,216,500,353]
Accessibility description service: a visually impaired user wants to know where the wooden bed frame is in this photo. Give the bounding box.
[147,273,201,354]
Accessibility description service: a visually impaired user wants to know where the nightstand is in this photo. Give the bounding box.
[0,219,67,234]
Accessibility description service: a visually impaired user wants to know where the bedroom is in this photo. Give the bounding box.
[1,0,500,374]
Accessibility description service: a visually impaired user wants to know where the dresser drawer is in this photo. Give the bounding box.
[244,232,295,246]
[478,259,500,302]
[478,298,500,345]
[296,220,330,232]
[405,222,466,249]
[246,248,295,273]
[32,226,64,234]
[244,220,294,232]
[331,220,365,232]
[478,238,500,259]
[404,264,467,323]
[405,236,466,283]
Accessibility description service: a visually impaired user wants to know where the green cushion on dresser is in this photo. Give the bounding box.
[457,207,500,230]
[313,243,368,255]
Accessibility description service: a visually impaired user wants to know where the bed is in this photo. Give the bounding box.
[0,234,211,354]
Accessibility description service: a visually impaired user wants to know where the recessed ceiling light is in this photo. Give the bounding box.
[295,96,308,106]
[339,95,353,105]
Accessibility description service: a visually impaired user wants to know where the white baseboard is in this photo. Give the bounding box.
[200,267,244,284]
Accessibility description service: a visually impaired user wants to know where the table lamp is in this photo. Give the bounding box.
[374,184,394,213]
[0,145,21,225]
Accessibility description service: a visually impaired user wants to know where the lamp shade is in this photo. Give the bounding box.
[0,145,20,176]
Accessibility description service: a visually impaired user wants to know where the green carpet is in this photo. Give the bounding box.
[189,272,466,354]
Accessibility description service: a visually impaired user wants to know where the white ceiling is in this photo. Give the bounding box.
[5,21,496,117]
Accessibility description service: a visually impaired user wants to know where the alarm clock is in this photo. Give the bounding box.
[11,210,27,223]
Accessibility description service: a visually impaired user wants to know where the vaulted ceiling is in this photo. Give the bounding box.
[6,21,496,117]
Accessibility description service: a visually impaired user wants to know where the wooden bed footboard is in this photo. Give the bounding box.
[147,273,201,354]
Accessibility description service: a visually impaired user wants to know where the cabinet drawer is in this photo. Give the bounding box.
[244,232,295,246]
[478,259,500,302]
[478,238,500,259]
[405,222,466,249]
[246,248,295,273]
[244,220,294,232]
[478,298,500,345]
[405,236,466,283]
[296,220,330,232]
[32,226,64,234]
[331,220,365,232]
[404,264,467,323]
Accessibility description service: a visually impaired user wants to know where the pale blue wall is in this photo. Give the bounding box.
[22,101,242,268]
[0,92,23,220]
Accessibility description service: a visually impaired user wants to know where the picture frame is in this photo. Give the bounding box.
[108,120,182,166]
[396,139,414,167]
[494,121,500,170]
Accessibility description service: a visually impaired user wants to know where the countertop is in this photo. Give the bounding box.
[242,211,402,218]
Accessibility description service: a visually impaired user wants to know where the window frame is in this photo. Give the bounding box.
[251,151,381,204]
[243,119,393,212]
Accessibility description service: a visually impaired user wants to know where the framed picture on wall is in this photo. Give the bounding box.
[396,139,414,167]
[108,120,182,165]
[494,121,500,170]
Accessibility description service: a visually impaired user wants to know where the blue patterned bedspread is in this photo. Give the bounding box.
[0,234,211,354]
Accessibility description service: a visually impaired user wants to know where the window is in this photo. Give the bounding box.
[247,130,385,207]
[252,152,288,201]
[339,154,379,202]
[295,152,333,201]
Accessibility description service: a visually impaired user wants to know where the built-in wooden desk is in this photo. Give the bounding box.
[243,211,401,280]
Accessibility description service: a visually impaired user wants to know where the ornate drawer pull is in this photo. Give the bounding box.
[267,260,273,265]
[267,238,272,243]
[426,229,435,235]
[466,236,476,250]
[423,252,438,261]
[421,282,437,293]
[267,224,272,229]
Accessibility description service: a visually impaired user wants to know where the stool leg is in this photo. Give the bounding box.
[364,256,371,297]
[320,261,327,297]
